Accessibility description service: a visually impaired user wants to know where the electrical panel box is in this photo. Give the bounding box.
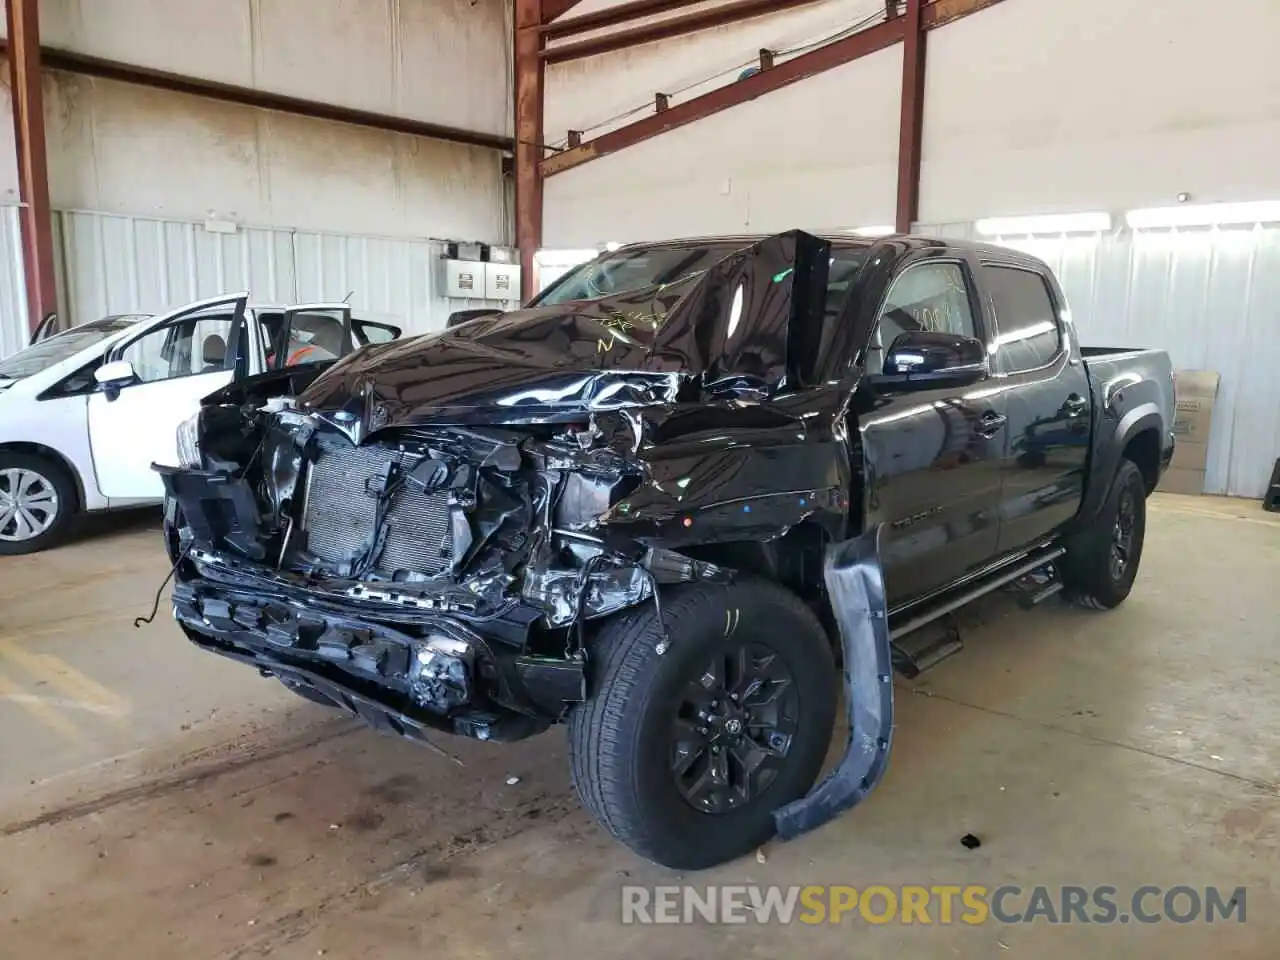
[442,260,521,302]
[485,263,521,302]
[443,260,484,299]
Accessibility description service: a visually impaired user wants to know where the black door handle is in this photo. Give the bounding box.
[976,412,1007,437]
[1064,394,1088,416]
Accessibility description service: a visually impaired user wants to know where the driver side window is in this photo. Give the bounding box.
[863,262,978,374]
[119,313,237,384]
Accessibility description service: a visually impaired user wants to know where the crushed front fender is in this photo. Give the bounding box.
[772,524,894,840]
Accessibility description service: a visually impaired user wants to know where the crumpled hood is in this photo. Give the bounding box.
[297,231,832,436]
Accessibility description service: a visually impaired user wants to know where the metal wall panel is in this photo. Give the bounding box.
[59,211,297,321]
[291,231,444,337]
[918,222,1280,497]
[54,211,511,348]
[0,205,30,359]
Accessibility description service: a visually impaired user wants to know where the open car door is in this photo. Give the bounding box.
[87,293,249,500]
[269,304,352,370]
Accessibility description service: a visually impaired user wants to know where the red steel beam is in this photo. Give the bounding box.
[0,40,512,153]
[5,0,58,335]
[542,0,707,40]
[895,0,926,232]
[542,0,1008,178]
[542,15,906,175]
[514,0,545,302]
[542,0,821,64]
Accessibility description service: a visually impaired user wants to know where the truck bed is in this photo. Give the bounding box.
[1078,344,1176,515]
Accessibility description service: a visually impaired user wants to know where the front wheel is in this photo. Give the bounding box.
[1062,458,1147,609]
[0,453,76,555]
[568,580,837,870]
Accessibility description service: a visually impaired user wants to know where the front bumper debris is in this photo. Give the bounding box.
[172,577,554,742]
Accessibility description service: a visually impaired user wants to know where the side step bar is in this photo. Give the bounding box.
[889,545,1066,676]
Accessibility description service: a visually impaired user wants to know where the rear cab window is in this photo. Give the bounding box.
[981,265,1063,374]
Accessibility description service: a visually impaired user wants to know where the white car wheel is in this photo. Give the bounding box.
[0,455,75,554]
[0,467,60,542]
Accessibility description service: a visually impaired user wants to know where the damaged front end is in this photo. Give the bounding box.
[162,403,734,742]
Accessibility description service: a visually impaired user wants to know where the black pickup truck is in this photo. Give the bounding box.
[158,232,1174,870]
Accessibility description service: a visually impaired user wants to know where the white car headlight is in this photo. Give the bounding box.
[176,411,203,468]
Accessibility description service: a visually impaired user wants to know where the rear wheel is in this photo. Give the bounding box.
[0,453,77,555]
[1062,458,1147,609]
[568,580,837,870]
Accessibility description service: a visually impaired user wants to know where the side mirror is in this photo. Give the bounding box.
[871,331,988,391]
[94,359,137,401]
[447,308,503,329]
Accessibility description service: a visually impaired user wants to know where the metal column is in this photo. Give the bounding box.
[514,0,545,302]
[5,0,57,334]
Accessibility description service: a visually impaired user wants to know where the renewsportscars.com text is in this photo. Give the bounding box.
[621,884,1246,926]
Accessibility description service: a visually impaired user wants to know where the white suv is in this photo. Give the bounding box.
[0,293,399,554]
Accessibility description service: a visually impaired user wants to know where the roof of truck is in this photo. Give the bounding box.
[613,233,1049,266]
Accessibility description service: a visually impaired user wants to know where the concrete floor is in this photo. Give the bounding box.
[0,495,1277,958]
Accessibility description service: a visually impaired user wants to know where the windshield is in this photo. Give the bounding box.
[0,317,142,381]
[533,243,752,306]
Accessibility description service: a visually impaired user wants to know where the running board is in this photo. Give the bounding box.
[890,545,1067,646]
[892,619,962,679]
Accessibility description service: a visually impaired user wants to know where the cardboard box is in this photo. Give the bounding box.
[1160,466,1210,496]
[1158,370,1219,495]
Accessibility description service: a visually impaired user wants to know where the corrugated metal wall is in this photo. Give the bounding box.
[60,212,297,319]
[0,206,31,359]
[920,221,1280,497]
[54,211,507,340]
[292,231,450,334]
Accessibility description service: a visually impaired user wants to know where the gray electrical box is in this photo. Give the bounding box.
[443,260,484,298]
[485,262,521,302]
[442,259,521,302]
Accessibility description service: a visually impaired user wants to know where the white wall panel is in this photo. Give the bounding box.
[41,74,507,245]
[920,0,1280,223]
[0,206,29,358]
[543,43,902,246]
[59,212,296,319]
[919,221,1280,498]
[56,211,508,341]
[34,0,511,137]
[291,230,450,337]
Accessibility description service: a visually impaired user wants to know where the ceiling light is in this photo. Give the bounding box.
[1125,201,1280,229]
[975,212,1112,236]
[848,225,896,237]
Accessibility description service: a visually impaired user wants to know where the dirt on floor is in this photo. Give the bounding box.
[1,496,1278,959]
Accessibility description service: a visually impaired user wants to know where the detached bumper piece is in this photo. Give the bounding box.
[172,580,542,742]
[156,465,267,562]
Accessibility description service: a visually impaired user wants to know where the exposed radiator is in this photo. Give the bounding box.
[302,434,454,578]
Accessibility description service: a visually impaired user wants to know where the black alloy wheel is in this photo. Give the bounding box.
[670,642,799,814]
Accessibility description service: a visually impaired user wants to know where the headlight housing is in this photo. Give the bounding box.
[175,410,203,468]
